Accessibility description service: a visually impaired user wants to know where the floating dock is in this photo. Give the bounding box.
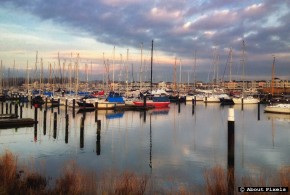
[0,118,36,129]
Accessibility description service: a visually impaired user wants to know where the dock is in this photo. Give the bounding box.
[0,118,37,129]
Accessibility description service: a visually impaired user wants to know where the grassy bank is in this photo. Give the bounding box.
[0,150,289,194]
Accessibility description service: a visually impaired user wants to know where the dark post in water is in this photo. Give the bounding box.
[227,108,235,195]
[53,112,57,139]
[257,102,260,120]
[80,117,85,148]
[15,104,18,117]
[20,105,23,118]
[65,114,69,143]
[96,125,101,155]
[43,110,47,135]
[34,106,38,122]
[72,99,75,118]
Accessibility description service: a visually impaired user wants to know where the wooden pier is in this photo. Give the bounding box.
[0,118,37,129]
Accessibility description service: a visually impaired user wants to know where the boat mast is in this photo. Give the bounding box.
[271,55,276,95]
[229,48,233,82]
[0,60,2,93]
[26,60,29,94]
[179,58,182,92]
[150,40,153,92]
[126,49,129,97]
[140,43,143,90]
[242,40,245,96]
[113,46,115,92]
[173,57,177,92]
[194,51,197,89]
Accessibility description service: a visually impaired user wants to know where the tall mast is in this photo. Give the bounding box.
[76,53,79,94]
[271,56,276,95]
[26,60,29,94]
[150,40,153,92]
[194,51,197,89]
[140,42,143,90]
[0,60,2,92]
[126,49,129,96]
[242,40,245,94]
[173,57,177,92]
[40,58,43,91]
[179,59,182,91]
[34,51,38,86]
[113,46,115,91]
[69,53,72,94]
[229,48,233,82]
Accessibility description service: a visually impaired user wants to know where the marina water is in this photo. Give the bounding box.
[0,102,289,188]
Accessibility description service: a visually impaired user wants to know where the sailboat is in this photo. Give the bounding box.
[232,40,259,104]
[133,40,170,108]
[264,56,290,114]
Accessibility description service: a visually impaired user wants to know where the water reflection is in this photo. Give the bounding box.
[106,112,125,119]
[0,102,289,188]
[264,112,290,121]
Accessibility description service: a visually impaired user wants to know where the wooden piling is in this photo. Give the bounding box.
[143,95,147,108]
[96,126,101,155]
[15,104,18,117]
[241,97,244,110]
[1,102,3,114]
[72,99,75,118]
[227,108,235,195]
[178,97,181,113]
[45,97,48,110]
[97,120,101,130]
[34,106,38,122]
[257,102,260,120]
[5,103,8,114]
[53,112,57,138]
[65,98,68,114]
[80,117,84,148]
[43,110,47,135]
[20,105,23,118]
[65,114,69,143]
[57,98,60,114]
[95,102,98,122]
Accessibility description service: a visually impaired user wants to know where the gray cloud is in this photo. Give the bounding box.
[1,0,290,80]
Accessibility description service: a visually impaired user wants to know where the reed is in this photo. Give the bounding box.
[0,151,289,194]
[113,171,148,195]
[0,150,48,194]
[204,166,228,195]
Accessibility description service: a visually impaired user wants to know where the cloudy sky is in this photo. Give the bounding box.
[0,0,289,82]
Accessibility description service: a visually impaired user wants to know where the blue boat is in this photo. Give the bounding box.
[107,92,124,103]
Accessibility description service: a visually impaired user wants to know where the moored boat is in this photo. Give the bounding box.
[232,96,260,104]
[264,104,290,114]
[133,96,170,108]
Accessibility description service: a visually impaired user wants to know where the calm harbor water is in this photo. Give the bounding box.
[0,101,290,188]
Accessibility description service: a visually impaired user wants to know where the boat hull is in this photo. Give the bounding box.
[264,104,290,114]
[232,97,260,104]
[133,101,170,108]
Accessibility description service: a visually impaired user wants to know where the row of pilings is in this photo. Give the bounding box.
[0,99,102,155]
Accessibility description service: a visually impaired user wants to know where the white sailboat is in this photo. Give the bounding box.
[232,40,259,104]
[264,104,290,114]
